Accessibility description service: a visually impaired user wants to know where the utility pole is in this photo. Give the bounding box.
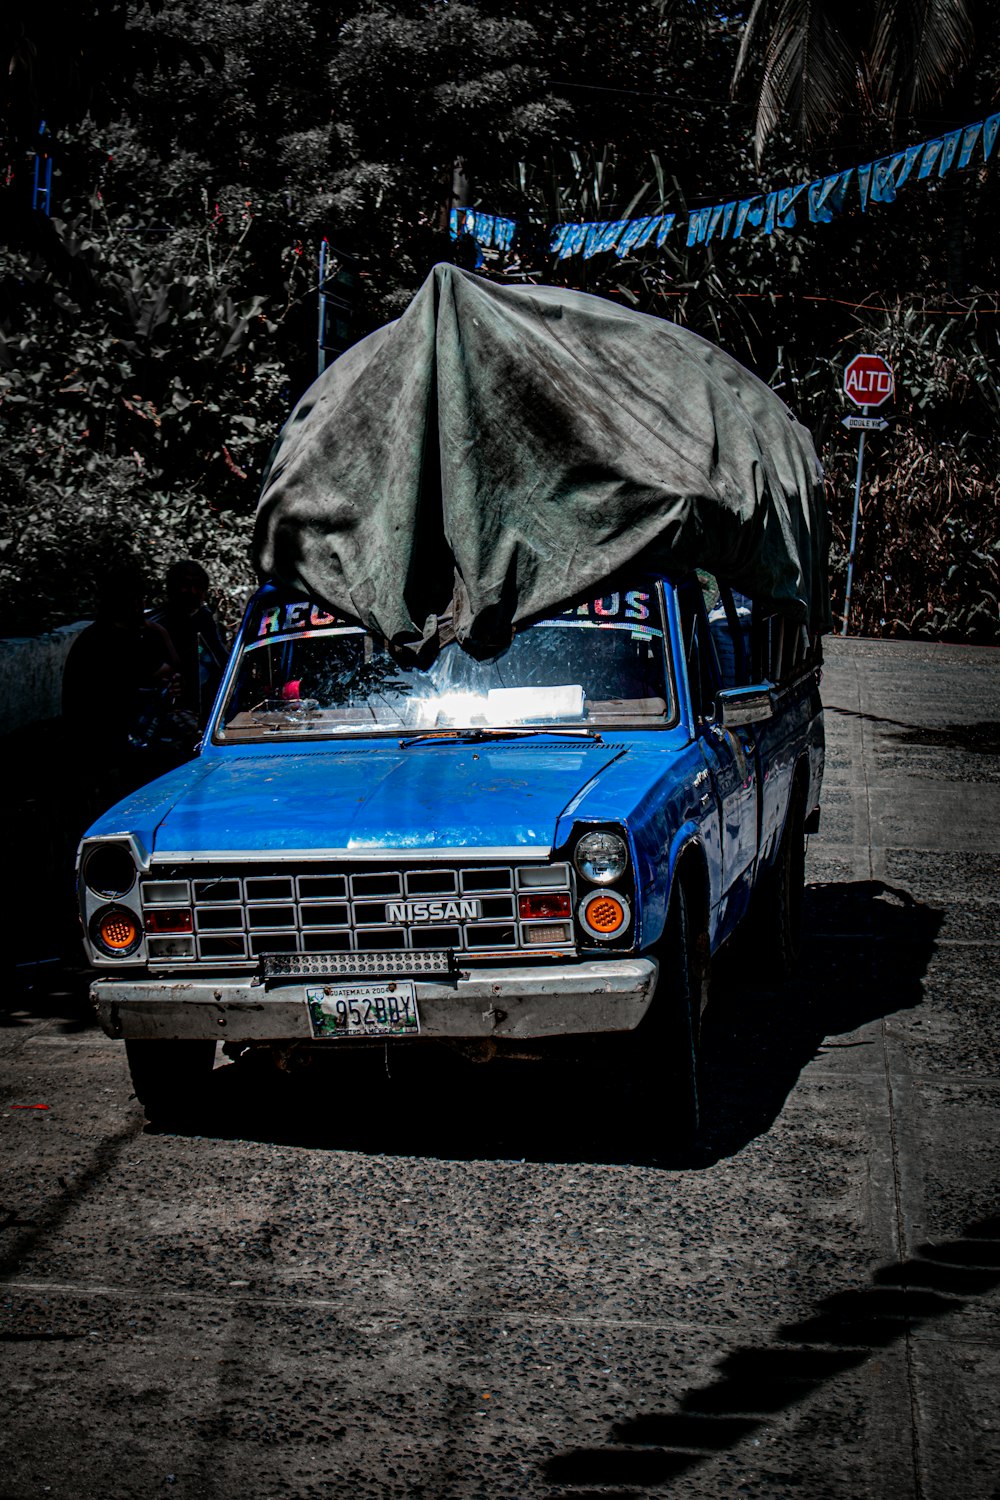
[317,243,359,377]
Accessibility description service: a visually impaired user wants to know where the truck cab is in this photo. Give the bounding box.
[79,570,823,1132]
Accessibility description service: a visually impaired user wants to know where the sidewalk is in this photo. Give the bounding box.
[806,636,1000,1497]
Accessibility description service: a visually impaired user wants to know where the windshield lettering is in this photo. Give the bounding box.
[561,590,651,624]
[257,602,338,639]
[218,585,673,742]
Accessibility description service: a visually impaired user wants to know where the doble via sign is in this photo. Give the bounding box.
[844,353,894,409]
[842,415,890,431]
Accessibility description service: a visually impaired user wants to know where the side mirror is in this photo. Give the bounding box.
[716,683,774,727]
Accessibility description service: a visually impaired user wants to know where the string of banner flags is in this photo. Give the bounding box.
[449,110,999,261]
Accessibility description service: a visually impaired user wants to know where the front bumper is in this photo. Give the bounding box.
[91,958,658,1043]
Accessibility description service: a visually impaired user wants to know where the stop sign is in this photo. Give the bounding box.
[844,354,894,408]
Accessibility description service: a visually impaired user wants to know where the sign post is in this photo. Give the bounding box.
[842,354,894,636]
[317,241,359,377]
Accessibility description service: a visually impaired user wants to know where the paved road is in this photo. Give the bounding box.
[2,637,998,1500]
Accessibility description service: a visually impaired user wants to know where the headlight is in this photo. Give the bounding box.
[573,830,628,885]
[84,843,137,898]
[91,906,143,957]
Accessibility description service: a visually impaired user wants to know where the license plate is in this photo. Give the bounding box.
[306,981,420,1039]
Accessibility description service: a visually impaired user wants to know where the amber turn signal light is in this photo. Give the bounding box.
[579,890,631,941]
[93,907,142,956]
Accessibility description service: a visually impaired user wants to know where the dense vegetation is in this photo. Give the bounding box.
[1,0,998,640]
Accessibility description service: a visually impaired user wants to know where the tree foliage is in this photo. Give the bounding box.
[733,0,980,165]
[0,0,998,642]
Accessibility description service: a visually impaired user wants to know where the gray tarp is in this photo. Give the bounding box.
[254,264,830,653]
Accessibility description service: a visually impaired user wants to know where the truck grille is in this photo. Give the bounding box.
[139,860,575,966]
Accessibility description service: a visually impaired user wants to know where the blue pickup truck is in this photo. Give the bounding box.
[78,567,823,1134]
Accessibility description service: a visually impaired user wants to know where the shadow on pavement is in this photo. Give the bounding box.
[191,880,940,1168]
[1,960,95,1035]
[0,1121,145,1280]
[541,1211,1000,1495]
[696,878,941,1164]
[827,706,1000,754]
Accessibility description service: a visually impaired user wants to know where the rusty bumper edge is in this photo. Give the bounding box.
[91,959,659,1042]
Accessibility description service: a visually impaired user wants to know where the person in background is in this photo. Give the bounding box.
[149,559,228,728]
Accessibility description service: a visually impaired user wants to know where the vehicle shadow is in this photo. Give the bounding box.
[695,877,942,1166]
[541,1209,1000,1495]
[827,705,1000,754]
[200,879,941,1168]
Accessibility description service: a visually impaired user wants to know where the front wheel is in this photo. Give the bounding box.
[125,1039,217,1129]
[659,877,710,1143]
[754,788,806,979]
[620,876,709,1152]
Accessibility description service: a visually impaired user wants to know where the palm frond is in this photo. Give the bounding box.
[734,0,862,163]
[870,0,976,118]
[732,0,779,91]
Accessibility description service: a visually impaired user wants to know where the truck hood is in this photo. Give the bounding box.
[149,740,629,857]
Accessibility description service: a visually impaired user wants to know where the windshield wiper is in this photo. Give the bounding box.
[398,727,604,748]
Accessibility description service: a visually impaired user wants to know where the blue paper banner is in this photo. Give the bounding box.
[776,184,806,227]
[687,207,713,246]
[448,110,999,261]
[808,170,853,223]
[958,123,982,169]
[984,113,1000,160]
[450,208,516,251]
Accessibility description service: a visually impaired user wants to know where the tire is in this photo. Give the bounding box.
[125,1039,217,1129]
[623,875,709,1152]
[754,786,806,979]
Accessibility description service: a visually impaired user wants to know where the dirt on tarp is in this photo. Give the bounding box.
[253,265,829,656]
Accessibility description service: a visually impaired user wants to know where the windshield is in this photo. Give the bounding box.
[215,586,674,741]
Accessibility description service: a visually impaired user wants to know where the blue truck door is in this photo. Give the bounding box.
[749,612,814,862]
[676,578,759,924]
